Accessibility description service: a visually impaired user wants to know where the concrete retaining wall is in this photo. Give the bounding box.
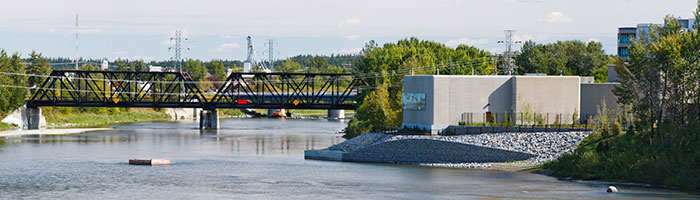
[512,76,580,124]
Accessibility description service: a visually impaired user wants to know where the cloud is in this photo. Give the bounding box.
[445,37,490,47]
[343,34,361,41]
[587,38,601,43]
[545,11,572,23]
[114,51,127,55]
[77,28,103,34]
[212,43,241,52]
[334,47,362,54]
[46,28,56,33]
[161,40,175,46]
[219,34,233,39]
[513,34,548,42]
[338,18,360,29]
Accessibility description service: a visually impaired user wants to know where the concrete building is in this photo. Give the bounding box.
[402,75,618,133]
[618,17,696,59]
[580,83,619,120]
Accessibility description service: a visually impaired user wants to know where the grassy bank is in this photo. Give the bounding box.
[43,107,171,127]
[543,128,700,190]
[0,122,17,131]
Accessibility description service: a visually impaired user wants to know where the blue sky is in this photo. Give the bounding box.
[0,0,697,62]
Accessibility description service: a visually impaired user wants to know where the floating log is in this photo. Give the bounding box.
[129,159,170,165]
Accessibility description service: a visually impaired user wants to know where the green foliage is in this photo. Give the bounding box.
[115,59,129,71]
[183,59,206,81]
[515,40,613,81]
[547,5,700,190]
[344,38,493,138]
[207,60,226,81]
[25,51,50,92]
[0,50,27,119]
[129,60,147,72]
[344,84,400,138]
[502,110,511,125]
[276,59,303,73]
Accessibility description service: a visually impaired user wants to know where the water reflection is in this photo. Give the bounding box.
[0,118,697,199]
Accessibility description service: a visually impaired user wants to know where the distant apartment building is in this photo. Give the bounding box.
[617,17,696,58]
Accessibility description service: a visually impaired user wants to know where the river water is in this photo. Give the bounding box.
[0,118,697,199]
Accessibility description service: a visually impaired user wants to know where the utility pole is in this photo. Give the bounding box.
[498,30,521,75]
[169,30,187,72]
[75,13,79,70]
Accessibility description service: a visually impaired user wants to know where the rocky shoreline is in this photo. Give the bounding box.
[310,131,590,170]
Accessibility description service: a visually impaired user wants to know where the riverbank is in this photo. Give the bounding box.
[0,128,111,137]
[43,108,173,128]
[543,130,700,191]
[305,131,589,171]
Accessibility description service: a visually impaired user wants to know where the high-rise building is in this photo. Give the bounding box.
[617,17,696,58]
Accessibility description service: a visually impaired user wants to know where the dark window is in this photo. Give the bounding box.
[620,49,629,57]
[619,34,631,43]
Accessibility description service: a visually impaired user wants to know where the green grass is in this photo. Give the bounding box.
[44,108,171,127]
[0,122,17,131]
[219,109,245,117]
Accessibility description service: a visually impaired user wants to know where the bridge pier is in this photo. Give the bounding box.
[199,109,219,130]
[25,107,45,130]
[327,110,345,120]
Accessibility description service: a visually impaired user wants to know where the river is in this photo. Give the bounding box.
[0,118,696,199]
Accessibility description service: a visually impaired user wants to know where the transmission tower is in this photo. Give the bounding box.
[169,30,187,72]
[266,39,275,69]
[498,30,521,75]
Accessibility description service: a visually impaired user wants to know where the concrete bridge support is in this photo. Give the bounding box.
[199,109,219,130]
[327,110,345,120]
[25,107,45,130]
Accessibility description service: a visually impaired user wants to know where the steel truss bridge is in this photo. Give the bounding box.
[26,70,366,110]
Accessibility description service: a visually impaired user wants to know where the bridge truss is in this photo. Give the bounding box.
[26,70,365,110]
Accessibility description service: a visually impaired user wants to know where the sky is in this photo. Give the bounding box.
[0,0,697,63]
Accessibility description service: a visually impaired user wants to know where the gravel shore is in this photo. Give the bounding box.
[324,131,590,169]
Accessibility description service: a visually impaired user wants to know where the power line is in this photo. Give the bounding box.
[0,56,494,87]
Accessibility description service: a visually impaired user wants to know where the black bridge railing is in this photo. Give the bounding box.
[26,70,366,110]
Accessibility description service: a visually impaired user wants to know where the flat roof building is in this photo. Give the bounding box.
[618,17,696,59]
[402,75,618,134]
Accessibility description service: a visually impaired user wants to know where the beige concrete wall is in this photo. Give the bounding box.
[512,76,580,124]
[580,83,620,120]
[440,76,512,125]
[403,75,585,132]
[403,75,512,131]
[608,65,620,82]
